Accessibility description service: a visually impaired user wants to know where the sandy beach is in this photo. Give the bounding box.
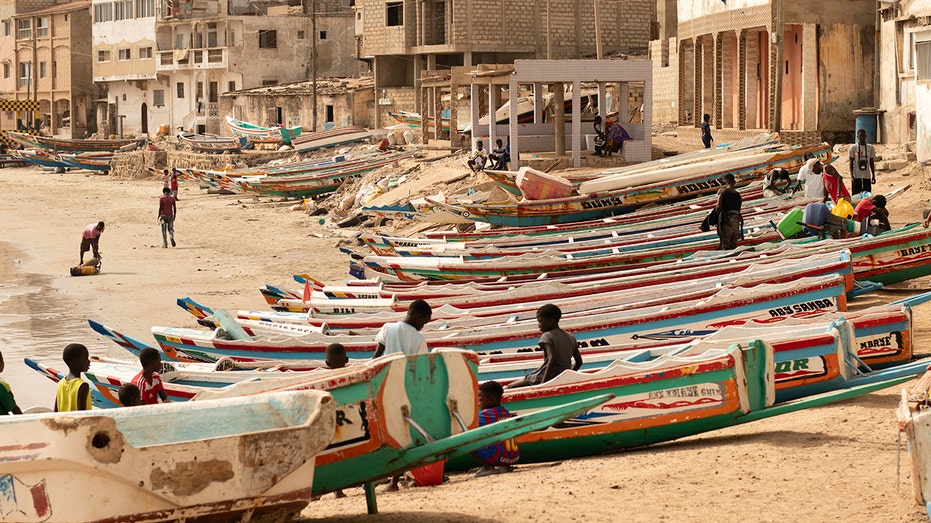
[2,148,931,521]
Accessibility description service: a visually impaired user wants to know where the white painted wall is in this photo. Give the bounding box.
[679,0,769,21]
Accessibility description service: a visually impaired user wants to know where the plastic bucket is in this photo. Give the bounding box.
[408,460,445,487]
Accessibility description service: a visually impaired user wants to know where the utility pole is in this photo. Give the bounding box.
[311,0,317,132]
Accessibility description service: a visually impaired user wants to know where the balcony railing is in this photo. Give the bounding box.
[157,47,227,70]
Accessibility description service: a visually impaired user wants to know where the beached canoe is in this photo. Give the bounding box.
[179,134,252,154]
[290,126,374,153]
[225,115,302,145]
[896,371,931,519]
[5,131,140,152]
[0,389,335,522]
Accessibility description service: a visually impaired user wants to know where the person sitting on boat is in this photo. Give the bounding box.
[79,221,105,265]
[507,304,582,389]
[762,168,793,198]
[822,164,851,204]
[55,343,91,412]
[715,173,743,250]
[0,350,22,415]
[132,348,170,405]
[854,195,891,233]
[118,383,141,407]
[796,156,825,199]
[472,381,519,477]
[489,138,510,170]
[467,141,488,172]
[324,342,349,498]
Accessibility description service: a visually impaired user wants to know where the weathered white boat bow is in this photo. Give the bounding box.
[0,389,335,523]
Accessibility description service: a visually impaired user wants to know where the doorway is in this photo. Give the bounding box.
[141,102,148,134]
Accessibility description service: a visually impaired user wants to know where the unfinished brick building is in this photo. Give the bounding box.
[655,0,876,147]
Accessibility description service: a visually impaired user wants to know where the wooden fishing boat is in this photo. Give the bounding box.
[0,389,336,522]
[5,131,140,152]
[179,134,252,154]
[112,274,848,362]
[290,126,374,153]
[426,143,831,226]
[388,110,453,131]
[0,153,28,167]
[896,371,931,519]
[13,149,69,168]
[225,115,302,145]
[443,340,922,471]
[57,152,113,172]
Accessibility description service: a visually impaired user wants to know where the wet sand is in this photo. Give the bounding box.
[1,164,930,522]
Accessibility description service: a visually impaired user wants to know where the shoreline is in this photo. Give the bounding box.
[0,165,929,521]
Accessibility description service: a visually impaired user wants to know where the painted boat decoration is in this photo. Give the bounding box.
[290,126,374,153]
[179,134,253,154]
[426,143,831,226]
[225,115,302,145]
[0,389,336,522]
[388,110,453,131]
[13,149,69,168]
[57,152,113,172]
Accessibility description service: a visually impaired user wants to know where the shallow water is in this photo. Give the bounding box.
[0,241,114,409]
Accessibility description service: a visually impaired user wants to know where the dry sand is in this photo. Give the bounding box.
[1,140,930,522]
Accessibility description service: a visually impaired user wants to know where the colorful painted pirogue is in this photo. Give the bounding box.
[896,370,931,520]
[179,134,252,153]
[289,126,374,153]
[5,131,140,152]
[225,115,302,145]
[423,143,831,226]
[0,389,336,522]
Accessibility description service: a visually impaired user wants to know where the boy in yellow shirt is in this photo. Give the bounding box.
[55,343,91,412]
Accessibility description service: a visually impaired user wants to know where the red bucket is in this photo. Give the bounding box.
[408,460,446,487]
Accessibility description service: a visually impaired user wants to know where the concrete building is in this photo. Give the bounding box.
[877,0,930,161]
[9,0,97,138]
[355,0,655,128]
[219,75,375,133]
[653,0,876,146]
[92,0,361,137]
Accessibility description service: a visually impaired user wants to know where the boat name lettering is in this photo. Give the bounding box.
[335,409,354,426]
[647,386,714,400]
[676,178,726,194]
[767,299,834,317]
[860,335,892,349]
[774,358,809,373]
[898,245,927,257]
[581,197,624,210]
[330,307,357,314]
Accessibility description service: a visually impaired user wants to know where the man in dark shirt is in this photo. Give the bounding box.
[715,173,742,250]
[158,187,177,248]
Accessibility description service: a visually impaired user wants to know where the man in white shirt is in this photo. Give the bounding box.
[372,300,432,358]
[797,158,825,200]
[848,129,876,195]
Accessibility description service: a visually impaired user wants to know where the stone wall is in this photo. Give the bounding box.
[109,149,293,178]
[650,37,678,126]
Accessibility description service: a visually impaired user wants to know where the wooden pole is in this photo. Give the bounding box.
[594,0,602,59]
[311,0,318,132]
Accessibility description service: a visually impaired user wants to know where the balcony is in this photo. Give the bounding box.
[157,47,227,71]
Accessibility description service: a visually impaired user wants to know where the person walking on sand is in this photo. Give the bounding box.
[701,113,713,149]
[158,187,177,248]
[849,129,876,195]
[79,221,104,265]
[715,173,742,250]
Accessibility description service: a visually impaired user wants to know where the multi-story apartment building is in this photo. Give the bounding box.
[3,0,97,138]
[355,0,655,127]
[653,0,876,146]
[93,0,359,137]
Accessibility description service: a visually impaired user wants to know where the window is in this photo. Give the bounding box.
[176,82,184,98]
[135,0,154,18]
[258,30,277,48]
[386,2,403,26]
[153,89,164,107]
[2,63,8,79]
[297,30,304,39]
[2,20,8,36]
[207,22,217,47]
[97,50,111,62]
[39,61,46,78]
[114,0,133,21]
[918,40,931,81]
[261,79,278,86]
[52,61,56,77]
[36,17,48,37]
[227,80,236,92]
[196,81,203,101]
[16,19,30,40]
[18,62,31,87]
[94,3,113,22]
[118,49,131,60]
[175,32,185,48]
[139,47,152,59]
[320,30,327,40]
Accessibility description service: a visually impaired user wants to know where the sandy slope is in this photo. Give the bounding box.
[0,140,929,522]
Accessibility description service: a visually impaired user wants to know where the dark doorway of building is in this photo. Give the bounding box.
[141,102,148,134]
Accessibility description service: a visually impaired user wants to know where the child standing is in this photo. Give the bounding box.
[473,381,519,477]
[0,351,22,415]
[55,343,91,412]
[701,113,713,149]
[118,383,142,407]
[132,348,169,405]
[507,304,582,389]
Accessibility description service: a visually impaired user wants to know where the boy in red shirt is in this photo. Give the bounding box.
[132,348,169,405]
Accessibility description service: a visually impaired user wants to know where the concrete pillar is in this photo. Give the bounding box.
[693,38,702,126]
[533,82,544,123]
[571,80,581,168]
[738,30,747,130]
[413,55,424,119]
[597,81,607,119]
[487,82,497,149]
[554,82,565,156]
[509,76,519,167]
[801,23,817,132]
[617,81,629,121]
[470,82,481,150]
[714,33,722,129]
[449,82,460,152]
